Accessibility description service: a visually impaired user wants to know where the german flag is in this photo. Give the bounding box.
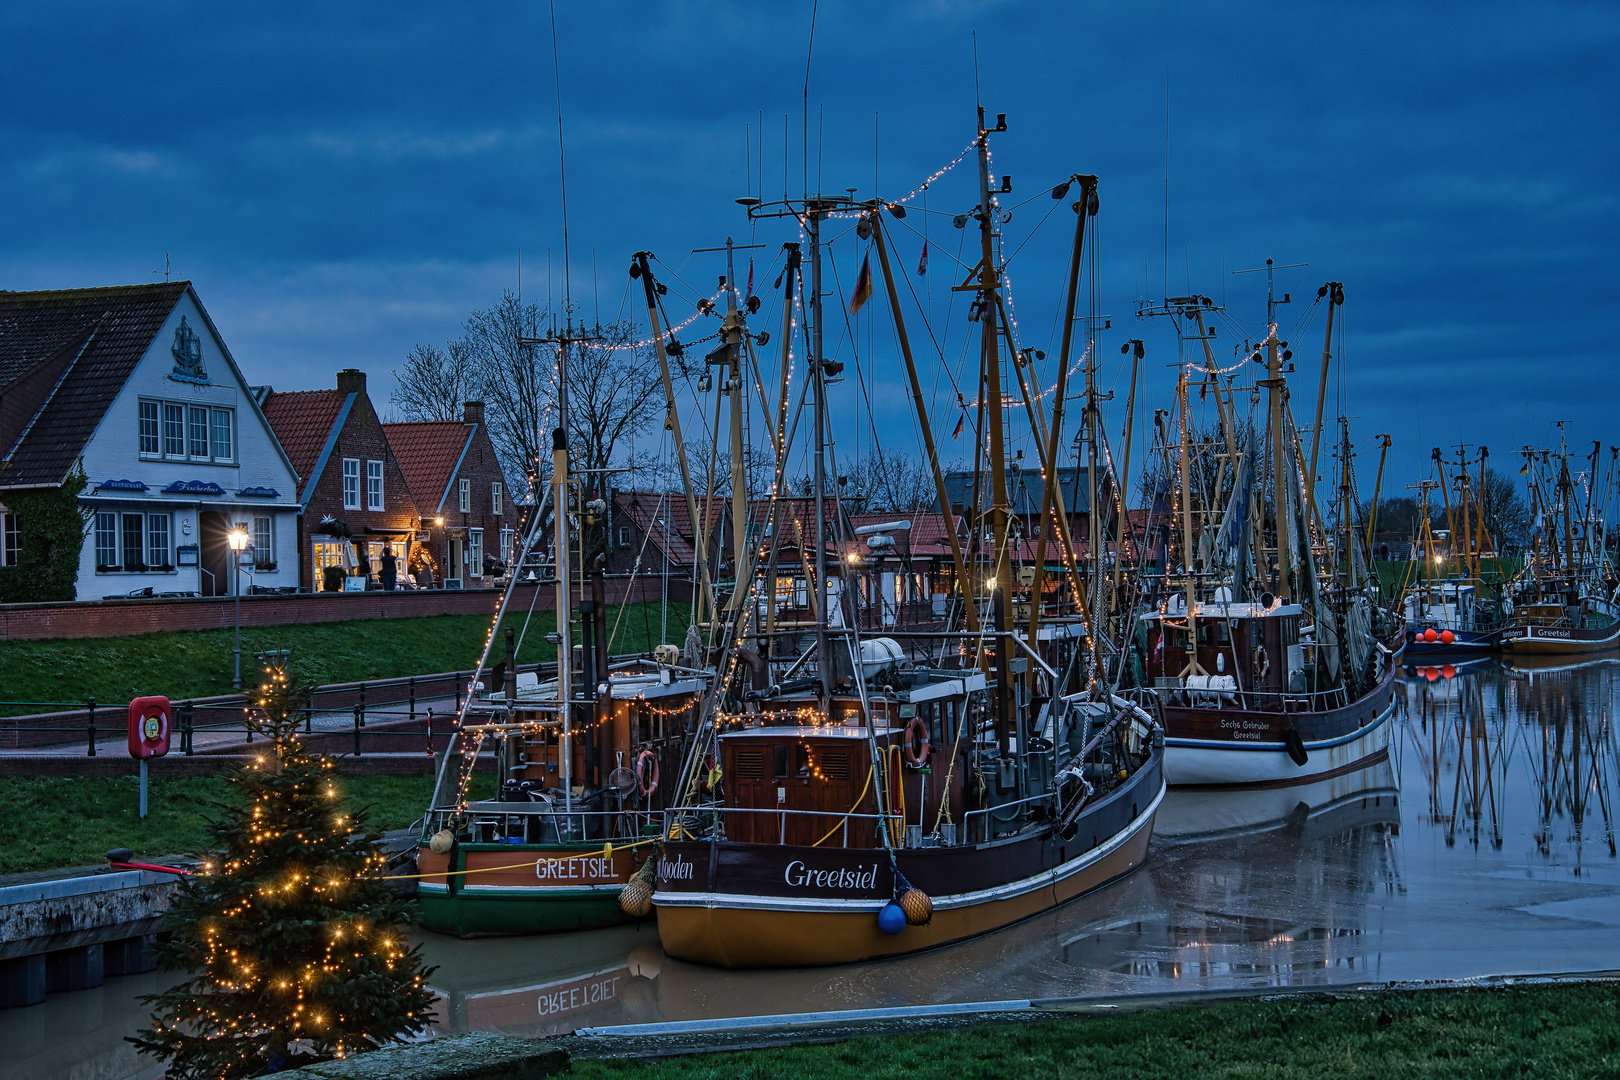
[850,253,873,314]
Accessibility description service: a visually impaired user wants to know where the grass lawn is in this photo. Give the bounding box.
[0,769,499,875]
[0,599,690,716]
[573,983,1620,1080]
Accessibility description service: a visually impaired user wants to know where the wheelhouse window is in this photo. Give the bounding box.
[342,459,360,509]
[366,460,383,511]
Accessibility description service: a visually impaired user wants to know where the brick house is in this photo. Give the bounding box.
[0,282,300,600]
[259,369,421,592]
[384,402,511,588]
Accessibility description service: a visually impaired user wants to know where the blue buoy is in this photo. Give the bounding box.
[877,903,906,935]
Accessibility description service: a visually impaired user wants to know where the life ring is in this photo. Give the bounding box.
[1251,644,1271,682]
[634,749,660,798]
[902,716,931,768]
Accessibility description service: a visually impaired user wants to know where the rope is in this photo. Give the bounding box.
[810,765,875,848]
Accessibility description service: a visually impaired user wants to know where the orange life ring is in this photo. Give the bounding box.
[1251,645,1270,682]
[902,716,931,768]
[635,749,660,797]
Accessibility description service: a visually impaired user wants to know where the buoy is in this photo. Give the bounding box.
[1441,664,1457,679]
[619,857,658,918]
[898,888,934,926]
[1440,630,1456,645]
[877,903,907,935]
[1407,631,1416,644]
[428,829,454,855]
[1425,668,1440,682]
[1424,628,1439,642]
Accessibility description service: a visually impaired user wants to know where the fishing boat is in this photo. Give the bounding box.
[1132,272,1398,788]
[1402,581,1505,655]
[648,110,1164,968]
[1397,448,1510,655]
[1502,435,1620,655]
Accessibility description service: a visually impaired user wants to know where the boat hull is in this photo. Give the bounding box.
[1502,623,1620,655]
[1160,667,1397,788]
[415,843,648,936]
[652,756,1164,967]
[1403,627,1501,655]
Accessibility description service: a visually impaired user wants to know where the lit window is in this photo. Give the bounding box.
[146,514,170,569]
[311,538,344,590]
[366,461,383,511]
[491,482,502,516]
[95,513,118,568]
[211,409,233,460]
[138,401,160,454]
[254,516,274,568]
[163,404,185,457]
[469,528,483,574]
[458,478,470,513]
[188,406,209,458]
[342,459,360,510]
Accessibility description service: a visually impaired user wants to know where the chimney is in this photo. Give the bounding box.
[463,400,485,424]
[336,368,367,395]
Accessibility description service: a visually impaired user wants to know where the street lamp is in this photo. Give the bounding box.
[228,525,250,688]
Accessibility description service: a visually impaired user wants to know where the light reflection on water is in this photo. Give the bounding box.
[7,659,1620,1077]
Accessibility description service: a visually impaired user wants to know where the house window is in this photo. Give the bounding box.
[469,528,483,575]
[188,406,210,458]
[253,516,274,569]
[366,460,383,511]
[500,527,514,563]
[1,510,19,566]
[121,513,146,572]
[163,404,185,456]
[138,401,160,455]
[491,482,502,516]
[146,514,171,569]
[342,459,360,510]
[211,409,233,460]
[618,525,630,548]
[459,478,470,513]
[95,512,118,567]
[311,538,345,590]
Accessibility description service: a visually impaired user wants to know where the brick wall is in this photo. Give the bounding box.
[0,575,689,642]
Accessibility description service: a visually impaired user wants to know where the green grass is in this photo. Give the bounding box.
[0,770,500,875]
[573,984,1620,1080]
[0,600,690,716]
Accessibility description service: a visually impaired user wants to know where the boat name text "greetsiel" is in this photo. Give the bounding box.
[535,855,618,881]
[784,861,880,889]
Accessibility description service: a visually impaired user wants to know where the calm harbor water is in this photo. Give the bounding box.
[11,656,1619,1078]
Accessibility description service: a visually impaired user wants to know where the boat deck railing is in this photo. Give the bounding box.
[661,804,953,849]
[421,803,665,846]
[1150,679,1354,715]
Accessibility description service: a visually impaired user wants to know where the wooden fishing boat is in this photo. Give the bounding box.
[1501,587,1620,655]
[646,111,1165,968]
[1402,581,1505,655]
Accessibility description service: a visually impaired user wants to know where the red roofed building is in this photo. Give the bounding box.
[259,369,419,592]
[384,401,511,588]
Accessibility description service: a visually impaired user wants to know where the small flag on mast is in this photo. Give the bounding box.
[746,258,754,302]
[850,253,873,313]
[951,392,966,439]
[917,240,929,277]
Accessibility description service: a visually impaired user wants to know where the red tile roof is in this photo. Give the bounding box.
[382,421,473,513]
[613,489,727,567]
[261,389,346,487]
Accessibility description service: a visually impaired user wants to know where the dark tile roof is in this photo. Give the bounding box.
[613,489,727,567]
[936,466,1104,517]
[382,421,473,513]
[261,389,347,484]
[0,282,186,487]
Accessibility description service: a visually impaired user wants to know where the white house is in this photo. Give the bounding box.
[0,282,300,599]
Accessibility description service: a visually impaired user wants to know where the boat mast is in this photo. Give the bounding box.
[1262,259,1293,600]
[808,201,831,699]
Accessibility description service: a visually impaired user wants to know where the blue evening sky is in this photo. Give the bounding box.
[2,2,1614,492]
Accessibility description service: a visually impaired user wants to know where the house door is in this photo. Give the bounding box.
[199,511,230,596]
[447,538,464,584]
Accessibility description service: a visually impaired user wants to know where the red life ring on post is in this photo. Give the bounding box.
[634,749,660,797]
[902,716,931,768]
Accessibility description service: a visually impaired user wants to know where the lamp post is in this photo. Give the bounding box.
[228,525,250,688]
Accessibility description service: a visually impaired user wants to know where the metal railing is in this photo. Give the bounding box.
[420,804,664,846]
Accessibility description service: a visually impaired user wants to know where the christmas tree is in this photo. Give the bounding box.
[133,662,437,1077]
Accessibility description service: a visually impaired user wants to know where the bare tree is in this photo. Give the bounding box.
[564,323,665,496]
[389,341,478,423]
[847,447,935,514]
[462,291,549,491]
[1478,467,1530,549]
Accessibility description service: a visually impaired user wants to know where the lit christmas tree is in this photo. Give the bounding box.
[133,662,436,1077]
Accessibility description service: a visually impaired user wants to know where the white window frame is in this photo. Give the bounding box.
[1,510,19,567]
[366,460,384,511]
[146,513,171,570]
[138,401,160,455]
[142,398,234,462]
[342,458,361,510]
[499,527,514,563]
[210,408,233,461]
[253,516,275,569]
[163,403,185,457]
[458,478,471,513]
[469,527,483,575]
[491,481,502,516]
[187,406,210,459]
[95,512,118,568]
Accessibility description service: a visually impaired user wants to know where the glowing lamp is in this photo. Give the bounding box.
[227,526,250,552]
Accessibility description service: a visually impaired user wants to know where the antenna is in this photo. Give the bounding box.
[803,0,817,198]
[152,252,176,282]
[1164,70,1169,303]
[548,0,573,343]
